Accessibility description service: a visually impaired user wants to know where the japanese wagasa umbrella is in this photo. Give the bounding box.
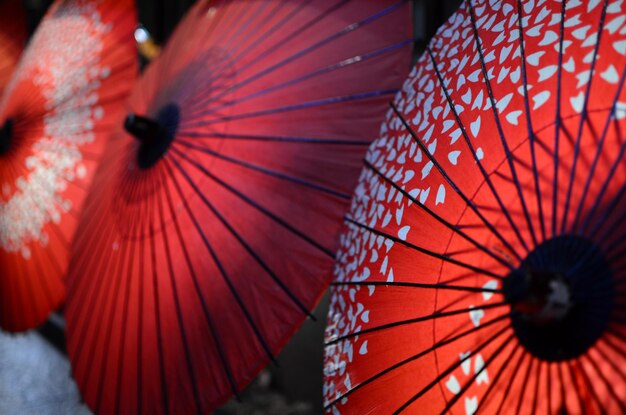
[324,0,626,414]
[0,1,26,96]
[63,0,412,413]
[0,0,137,332]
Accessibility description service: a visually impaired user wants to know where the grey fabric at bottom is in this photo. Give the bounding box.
[0,330,91,415]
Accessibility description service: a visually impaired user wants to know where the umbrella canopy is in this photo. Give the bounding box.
[0,1,27,96]
[63,0,412,413]
[324,0,626,413]
[0,0,137,332]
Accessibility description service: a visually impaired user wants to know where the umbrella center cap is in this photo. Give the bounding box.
[503,235,613,362]
[0,118,13,155]
[124,104,180,169]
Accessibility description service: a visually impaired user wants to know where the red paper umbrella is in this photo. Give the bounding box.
[0,0,137,332]
[0,1,26,97]
[324,0,626,413]
[63,0,412,413]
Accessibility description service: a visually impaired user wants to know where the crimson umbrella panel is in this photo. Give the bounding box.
[0,0,137,332]
[324,0,626,414]
[64,0,412,414]
[0,1,26,97]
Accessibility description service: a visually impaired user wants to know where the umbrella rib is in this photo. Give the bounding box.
[323,312,509,409]
[564,361,586,413]
[113,219,140,415]
[584,149,626,240]
[185,0,405,112]
[422,50,530,257]
[472,343,523,413]
[166,155,316,320]
[68,209,126,367]
[183,88,398,129]
[155,172,205,413]
[437,333,516,415]
[344,216,504,279]
[559,0,609,234]
[596,338,626,383]
[551,0,567,238]
[514,353,536,415]
[173,1,273,110]
[93,221,138,414]
[325,300,507,346]
[163,157,283,364]
[174,138,352,200]
[177,0,316,111]
[177,130,371,146]
[390,102,524,263]
[157,164,247,397]
[556,362,567,413]
[571,67,626,232]
[364,159,516,269]
[531,360,544,414]
[77,222,133,399]
[331,280,502,294]
[392,326,512,414]
[148,216,172,413]
[181,0,341,112]
[579,141,626,235]
[516,0,547,241]
[345,215,506,279]
[185,38,414,120]
[467,0,538,247]
[494,351,530,415]
[170,147,335,257]
[583,351,626,412]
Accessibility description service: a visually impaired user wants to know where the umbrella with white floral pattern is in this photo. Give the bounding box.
[0,0,137,332]
[324,0,626,413]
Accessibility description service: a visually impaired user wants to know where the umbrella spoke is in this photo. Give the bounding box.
[331,280,502,295]
[185,38,415,120]
[154,168,209,413]
[325,301,508,346]
[583,351,626,412]
[183,88,398,129]
[170,147,335,257]
[165,155,316,319]
[559,0,609,235]
[437,334,516,415]
[494,351,530,415]
[323,312,510,409]
[364,159,516,269]
[177,130,371,145]
[162,156,283,365]
[467,0,537,247]
[392,326,512,414]
[472,343,523,413]
[182,0,406,114]
[174,138,352,199]
[179,0,346,112]
[407,50,530,258]
[571,69,626,233]
[516,0,547,241]
[344,216,505,279]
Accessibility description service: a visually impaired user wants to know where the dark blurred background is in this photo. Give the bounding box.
[2,1,461,414]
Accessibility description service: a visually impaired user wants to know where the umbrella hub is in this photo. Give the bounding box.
[124,104,180,169]
[503,235,613,362]
[0,118,13,155]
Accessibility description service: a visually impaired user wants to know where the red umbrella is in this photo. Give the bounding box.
[63,0,412,413]
[0,0,137,332]
[0,1,27,96]
[324,0,626,413]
